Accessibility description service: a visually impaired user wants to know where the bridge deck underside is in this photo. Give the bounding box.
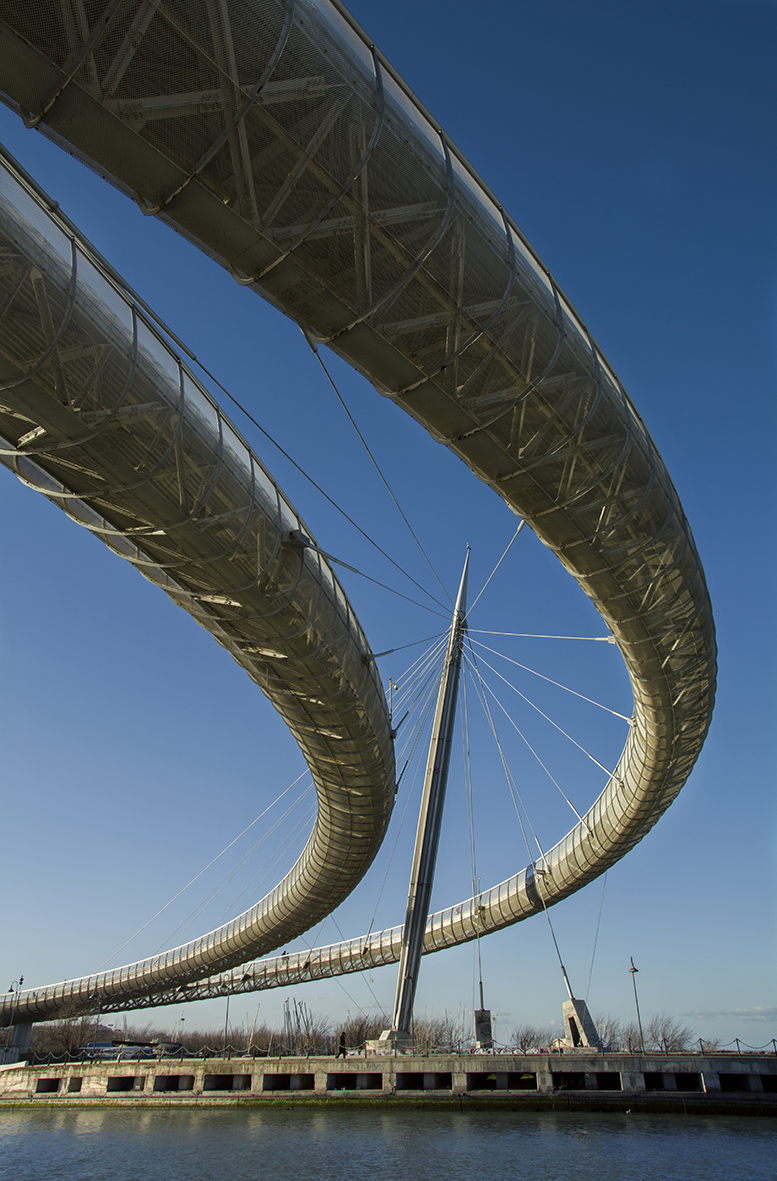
[0,0,714,1021]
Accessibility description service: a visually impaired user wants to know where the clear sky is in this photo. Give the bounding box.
[1,0,774,1048]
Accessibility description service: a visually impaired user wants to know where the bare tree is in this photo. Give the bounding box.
[610,1014,696,1053]
[339,1014,385,1052]
[644,1012,696,1052]
[30,1016,105,1058]
[510,1024,555,1052]
[295,1011,332,1056]
[26,1005,707,1062]
[593,1013,624,1051]
[413,1014,458,1053]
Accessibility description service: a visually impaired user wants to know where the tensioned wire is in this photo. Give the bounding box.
[469,631,617,642]
[276,908,377,1021]
[211,802,319,928]
[464,641,619,1002]
[121,569,615,996]
[462,653,573,982]
[586,872,608,1005]
[96,529,614,994]
[317,642,453,1023]
[467,522,525,616]
[148,639,449,987]
[365,645,450,929]
[86,249,452,618]
[329,912,386,1019]
[265,684,447,1028]
[152,791,316,955]
[302,542,449,619]
[94,771,311,971]
[142,302,520,972]
[467,637,632,722]
[388,633,449,723]
[151,364,544,970]
[151,798,318,955]
[463,652,550,866]
[188,540,602,987]
[219,548,618,1004]
[98,634,448,979]
[460,661,486,1015]
[202,354,450,618]
[221,632,450,929]
[468,647,627,782]
[460,670,479,906]
[464,648,591,833]
[322,633,452,960]
[463,641,616,834]
[308,340,454,608]
[230,637,449,1019]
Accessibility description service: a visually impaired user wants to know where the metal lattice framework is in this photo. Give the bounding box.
[0,153,395,1019]
[0,0,715,1024]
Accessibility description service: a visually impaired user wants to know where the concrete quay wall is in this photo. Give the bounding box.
[1,1053,775,1113]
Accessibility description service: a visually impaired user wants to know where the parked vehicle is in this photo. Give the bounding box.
[152,1042,184,1058]
[116,1044,154,1060]
[80,1042,120,1060]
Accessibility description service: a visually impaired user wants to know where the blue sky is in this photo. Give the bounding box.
[1,0,774,1047]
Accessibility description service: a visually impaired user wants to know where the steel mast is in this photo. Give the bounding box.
[383,550,470,1043]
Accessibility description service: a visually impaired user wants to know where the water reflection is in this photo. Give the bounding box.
[1,1109,774,1181]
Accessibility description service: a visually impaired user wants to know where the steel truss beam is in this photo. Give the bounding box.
[0,0,715,1024]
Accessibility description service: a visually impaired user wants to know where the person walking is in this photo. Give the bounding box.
[336,1031,347,1059]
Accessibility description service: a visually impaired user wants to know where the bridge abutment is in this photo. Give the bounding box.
[1,1052,773,1109]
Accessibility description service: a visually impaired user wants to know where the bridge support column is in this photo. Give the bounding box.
[0,1021,32,1064]
[562,999,602,1050]
[380,553,470,1045]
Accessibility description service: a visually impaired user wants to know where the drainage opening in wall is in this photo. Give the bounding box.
[326,1073,382,1091]
[674,1073,702,1092]
[718,1074,753,1093]
[396,1072,453,1091]
[263,1073,315,1091]
[153,1075,195,1092]
[203,1074,251,1091]
[106,1077,144,1092]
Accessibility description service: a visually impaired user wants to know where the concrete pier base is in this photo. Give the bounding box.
[561,1000,602,1050]
[1,1051,774,1111]
[0,1023,32,1066]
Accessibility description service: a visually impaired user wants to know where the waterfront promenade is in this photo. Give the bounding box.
[2,1052,775,1114]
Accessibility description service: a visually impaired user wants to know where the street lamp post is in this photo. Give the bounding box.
[629,957,645,1053]
[5,977,24,1053]
[222,992,231,1058]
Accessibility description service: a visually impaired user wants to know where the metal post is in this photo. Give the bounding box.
[389,552,470,1039]
[4,978,23,1052]
[629,957,645,1053]
[222,992,231,1057]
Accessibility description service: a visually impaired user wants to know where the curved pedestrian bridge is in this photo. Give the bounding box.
[0,0,715,1025]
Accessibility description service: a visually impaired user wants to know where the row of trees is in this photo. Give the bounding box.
[511,1012,710,1053]
[26,1012,457,1057]
[28,1009,707,1056]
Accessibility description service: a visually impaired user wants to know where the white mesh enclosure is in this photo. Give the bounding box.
[0,0,715,1020]
[0,153,394,1018]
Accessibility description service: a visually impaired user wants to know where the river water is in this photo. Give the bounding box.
[1,1109,775,1181]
